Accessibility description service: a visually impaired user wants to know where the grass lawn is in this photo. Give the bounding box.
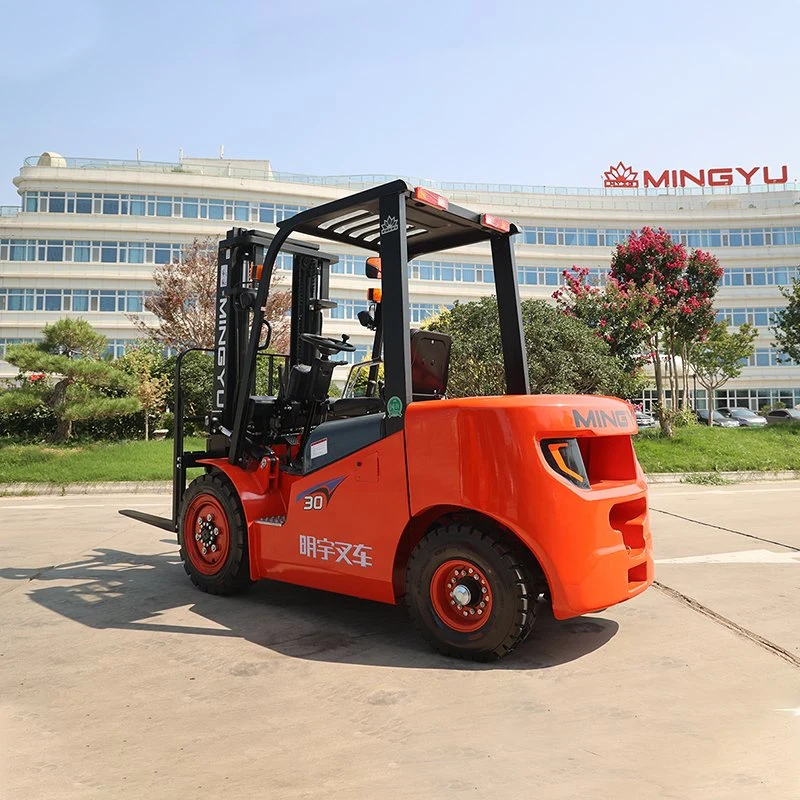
[633,424,800,473]
[1,425,799,483]
[0,438,205,484]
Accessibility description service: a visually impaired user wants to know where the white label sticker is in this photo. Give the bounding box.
[310,438,328,459]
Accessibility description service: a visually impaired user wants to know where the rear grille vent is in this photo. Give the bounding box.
[609,497,647,553]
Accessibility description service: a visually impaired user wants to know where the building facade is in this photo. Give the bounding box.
[1,152,799,410]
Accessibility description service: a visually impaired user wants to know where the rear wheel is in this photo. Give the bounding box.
[405,520,537,661]
[178,473,250,595]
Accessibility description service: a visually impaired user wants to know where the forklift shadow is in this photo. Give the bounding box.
[0,545,618,671]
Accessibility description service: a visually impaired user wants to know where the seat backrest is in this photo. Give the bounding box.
[410,329,451,401]
[284,364,311,401]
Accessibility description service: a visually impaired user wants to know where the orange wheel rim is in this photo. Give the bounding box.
[184,494,230,576]
[430,559,492,632]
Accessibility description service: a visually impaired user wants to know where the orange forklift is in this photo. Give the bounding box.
[122,180,653,661]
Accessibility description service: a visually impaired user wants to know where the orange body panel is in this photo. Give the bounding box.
[203,433,411,604]
[202,394,652,618]
[404,395,653,618]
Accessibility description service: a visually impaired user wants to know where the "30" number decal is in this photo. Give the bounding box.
[303,495,325,511]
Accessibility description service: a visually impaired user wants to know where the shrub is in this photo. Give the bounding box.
[157,411,175,435]
[660,407,698,429]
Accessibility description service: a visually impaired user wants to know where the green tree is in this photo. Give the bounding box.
[425,297,640,399]
[0,319,139,441]
[117,342,171,440]
[164,350,212,420]
[773,277,800,364]
[351,362,384,397]
[688,322,757,425]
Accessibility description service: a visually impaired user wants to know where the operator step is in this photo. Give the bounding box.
[257,516,287,527]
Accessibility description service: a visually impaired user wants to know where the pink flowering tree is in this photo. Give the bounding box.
[556,227,722,436]
[554,268,653,376]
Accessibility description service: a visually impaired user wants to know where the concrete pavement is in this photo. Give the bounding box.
[651,483,800,660]
[1,485,798,799]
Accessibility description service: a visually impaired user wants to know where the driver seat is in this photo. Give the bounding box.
[410,329,451,401]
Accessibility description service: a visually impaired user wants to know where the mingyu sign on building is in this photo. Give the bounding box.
[603,161,789,189]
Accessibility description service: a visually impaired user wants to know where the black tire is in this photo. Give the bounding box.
[405,519,537,661]
[178,472,251,595]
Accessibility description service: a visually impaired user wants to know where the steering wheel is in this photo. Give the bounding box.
[300,333,357,357]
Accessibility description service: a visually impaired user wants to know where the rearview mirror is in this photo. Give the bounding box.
[365,256,382,279]
[357,309,376,331]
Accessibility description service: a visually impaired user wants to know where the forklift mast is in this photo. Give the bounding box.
[161,228,340,525]
[212,228,338,435]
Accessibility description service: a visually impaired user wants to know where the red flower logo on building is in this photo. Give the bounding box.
[603,162,639,188]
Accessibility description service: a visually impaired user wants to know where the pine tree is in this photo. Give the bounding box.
[0,319,140,441]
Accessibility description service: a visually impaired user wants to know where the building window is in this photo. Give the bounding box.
[329,299,369,320]
[342,345,370,364]
[0,288,148,313]
[0,238,184,265]
[519,224,800,249]
[744,348,795,368]
[20,190,312,223]
[716,306,783,327]
[711,388,800,411]
[722,266,799,287]
[0,338,37,358]
[328,298,451,324]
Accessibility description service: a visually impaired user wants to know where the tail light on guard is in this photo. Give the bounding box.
[413,187,449,211]
[480,213,511,233]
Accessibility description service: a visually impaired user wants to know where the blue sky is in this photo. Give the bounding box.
[1,0,798,203]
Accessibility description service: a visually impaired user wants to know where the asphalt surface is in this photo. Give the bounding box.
[1,483,798,799]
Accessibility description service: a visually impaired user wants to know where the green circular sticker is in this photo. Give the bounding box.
[387,396,403,418]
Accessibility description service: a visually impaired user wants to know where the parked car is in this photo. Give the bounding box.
[635,410,657,429]
[765,408,800,425]
[717,407,768,427]
[695,410,740,428]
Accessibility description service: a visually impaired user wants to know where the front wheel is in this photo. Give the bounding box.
[178,473,251,595]
[405,520,537,661]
